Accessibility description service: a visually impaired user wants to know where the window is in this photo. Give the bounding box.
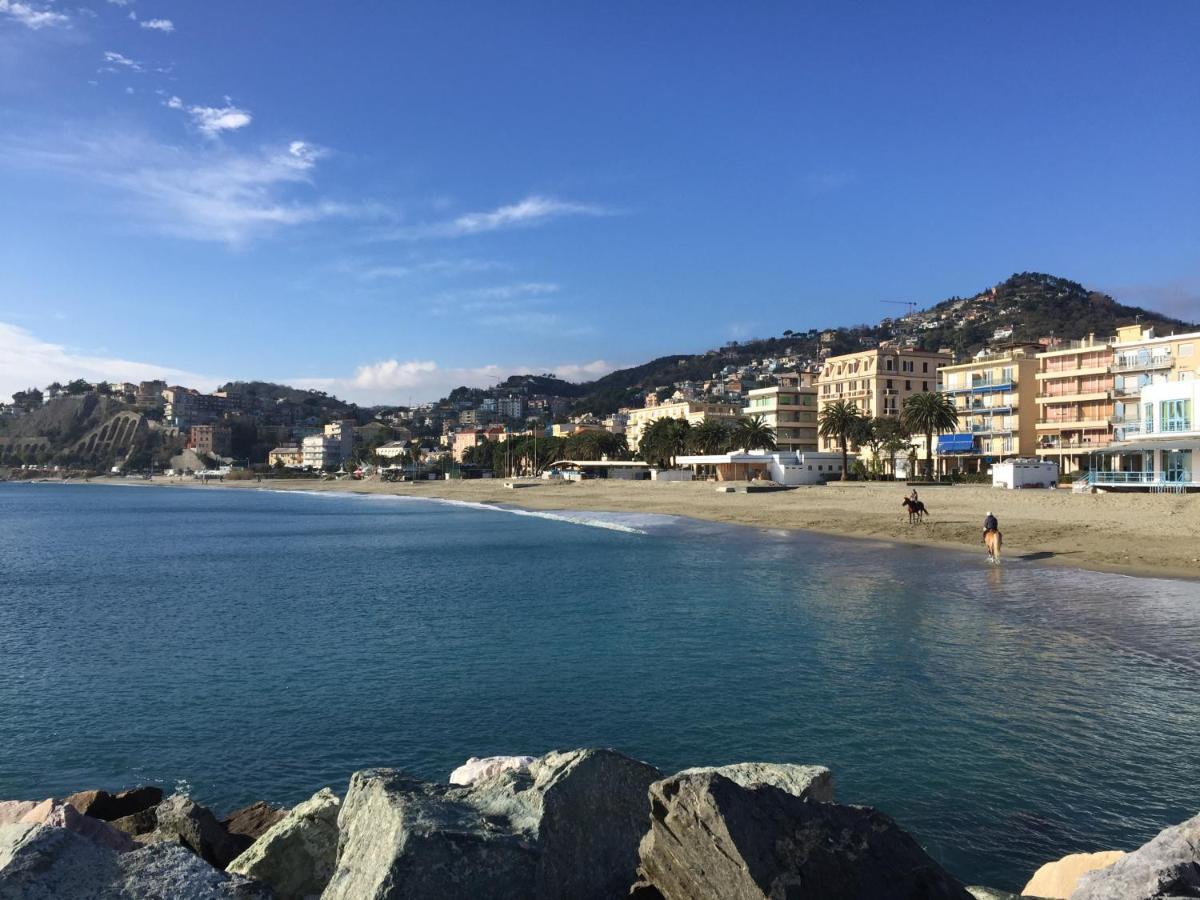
[1160,399,1191,432]
[886,379,893,389]
[1144,402,1154,433]
[922,381,928,391]
[905,380,911,390]
[1180,343,1194,357]
[886,359,894,371]
[922,362,928,373]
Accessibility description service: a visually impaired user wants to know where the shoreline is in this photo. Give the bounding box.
[45,475,1200,582]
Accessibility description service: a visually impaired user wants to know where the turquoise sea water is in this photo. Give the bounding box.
[1,482,1197,889]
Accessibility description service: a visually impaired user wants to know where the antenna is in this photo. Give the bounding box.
[882,301,917,316]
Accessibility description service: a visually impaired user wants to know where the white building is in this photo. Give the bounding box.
[302,434,343,470]
[1087,379,1198,489]
[374,440,410,460]
[676,450,850,485]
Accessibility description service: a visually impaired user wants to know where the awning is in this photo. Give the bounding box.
[937,433,975,453]
[1088,438,1200,454]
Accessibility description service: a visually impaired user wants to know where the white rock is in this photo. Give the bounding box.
[449,755,535,786]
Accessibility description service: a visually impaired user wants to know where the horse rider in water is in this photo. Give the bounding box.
[983,510,999,543]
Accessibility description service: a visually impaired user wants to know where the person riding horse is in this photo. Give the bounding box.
[982,511,999,543]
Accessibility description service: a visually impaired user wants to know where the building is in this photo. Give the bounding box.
[676,450,849,484]
[1034,335,1115,474]
[742,372,818,453]
[935,345,1040,474]
[323,420,356,462]
[497,396,526,420]
[374,441,411,460]
[452,426,506,462]
[625,400,740,453]
[301,434,341,470]
[162,387,238,429]
[816,346,953,452]
[267,445,302,467]
[187,424,232,457]
[1107,325,1200,442]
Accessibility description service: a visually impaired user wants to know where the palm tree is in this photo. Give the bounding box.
[818,400,863,481]
[689,419,732,454]
[639,417,692,468]
[732,415,777,452]
[901,392,959,480]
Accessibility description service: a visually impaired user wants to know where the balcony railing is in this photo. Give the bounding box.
[1087,470,1196,486]
[1110,355,1172,373]
[944,380,1014,394]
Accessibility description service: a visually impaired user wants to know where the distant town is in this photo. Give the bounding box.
[1,273,1197,491]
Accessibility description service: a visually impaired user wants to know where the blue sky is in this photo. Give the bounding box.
[2,2,1198,403]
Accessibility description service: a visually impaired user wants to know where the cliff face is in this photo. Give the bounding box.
[0,395,152,468]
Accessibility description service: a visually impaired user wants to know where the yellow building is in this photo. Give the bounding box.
[816,346,953,452]
[625,400,740,453]
[742,372,818,452]
[1107,324,1200,442]
[1035,335,1114,473]
[936,345,1040,473]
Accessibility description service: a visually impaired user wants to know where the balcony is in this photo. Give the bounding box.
[1112,383,1142,399]
[1110,355,1172,373]
[1036,391,1111,404]
[1037,438,1113,452]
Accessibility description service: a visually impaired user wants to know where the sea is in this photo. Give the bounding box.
[1,482,1197,890]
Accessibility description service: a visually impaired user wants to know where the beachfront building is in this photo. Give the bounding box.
[452,426,506,462]
[742,372,818,453]
[268,444,302,467]
[624,400,740,453]
[816,346,953,453]
[676,450,850,484]
[935,345,1039,474]
[301,434,340,470]
[1106,325,1199,442]
[1034,335,1115,474]
[187,424,232,458]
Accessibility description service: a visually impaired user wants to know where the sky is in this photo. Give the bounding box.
[2,2,1199,404]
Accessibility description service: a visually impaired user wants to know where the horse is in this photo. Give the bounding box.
[901,496,928,524]
[984,528,1002,564]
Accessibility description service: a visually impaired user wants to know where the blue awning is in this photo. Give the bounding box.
[938,433,976,453]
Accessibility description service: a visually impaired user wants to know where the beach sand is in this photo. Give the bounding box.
[95,475,1200,581]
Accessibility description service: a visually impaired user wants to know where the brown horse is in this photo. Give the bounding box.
[984,528,1002,564]
[901,497,928,524]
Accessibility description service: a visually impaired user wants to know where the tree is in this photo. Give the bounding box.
[639,417,691,468]
[875,416,913,477]
[11,388,43,411]
[688,419,732,454]
[901,392,959,480]
[65,379,92,395]
[817,400,863,481]
[732,415,776,452]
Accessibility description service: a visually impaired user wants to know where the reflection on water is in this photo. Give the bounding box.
[0,483,1197,891]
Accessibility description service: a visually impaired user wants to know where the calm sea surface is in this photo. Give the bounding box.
[1,483,1197,889]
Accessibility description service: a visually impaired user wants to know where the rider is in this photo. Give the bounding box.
[982,510,999,543]
[909,487,919,504]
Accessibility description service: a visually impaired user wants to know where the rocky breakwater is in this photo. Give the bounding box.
[2,750,1198,899]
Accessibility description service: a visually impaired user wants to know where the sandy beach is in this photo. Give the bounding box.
[86,475,1200,581]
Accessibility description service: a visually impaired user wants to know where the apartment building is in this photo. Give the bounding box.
[267,444,302,467]
[187,424,232,457]
[1107,325,1199,442]
[742,372,818,453]
[624,400,740,453]
[816,346,953,452]
[1034,336,1114,474]
[452,426,506,463]
[935,345,1039,473]
[162,387,238,429]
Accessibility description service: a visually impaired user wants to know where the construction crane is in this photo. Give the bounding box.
[882,300,917,317]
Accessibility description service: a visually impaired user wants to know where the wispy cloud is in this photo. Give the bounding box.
[139,17,172,32]
[1,129,384,245]
[102,50,143,72]
[391,194,614,240]
[0,321,218,399]
[1,0,69,29]
[294,357,616,404]
[350,257,505,282]
[166,95,252,138]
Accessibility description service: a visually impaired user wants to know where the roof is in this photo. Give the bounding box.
[545,459,649,468]
[1093,438,1200,453]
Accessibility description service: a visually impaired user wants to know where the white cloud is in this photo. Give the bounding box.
[0,321,219,400]
[102,50,142,72]
[0,0,69,29]
[105,0,131,6]
[393,194,613,240]
[461,282,559,303]
[349,257,505,282]
[1,129,377,245]
[186,102,252,138]
[292,358,617,404]
[139,16,172,31]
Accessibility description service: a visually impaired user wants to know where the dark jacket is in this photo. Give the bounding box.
[983,515,999,532]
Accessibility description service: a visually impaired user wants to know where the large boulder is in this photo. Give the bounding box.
[1070,812,1200,899]
[0,823,270,899]
[0,802,41,826]
[1023,851,1125,898]
[449,756,534,786]
[226,787,340,899]
[222,801,288,854]
[324,748,661,900]
[111,806,158,837]
[153,794,243,870]
[634,770,973,900]
[66,786,163,822]
[672,762,834,802]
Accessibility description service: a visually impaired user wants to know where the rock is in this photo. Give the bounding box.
[111,806,158,837]
[226,787,340,899]
[1023,851,1125,898]
[116,843,272,899]
[324,747,661,900]
[967,888,1030,900]
[1070,812,1200,899]
[449,755,535,786]
[635,770,973,900]
[673,762,834,802]
[66,786,163,822]
[1,823,122,896]
[6,798,136,853]
[0,801,41,826]
[0,823,270,899]
[222,801,287,854]
[153,793,243,870]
